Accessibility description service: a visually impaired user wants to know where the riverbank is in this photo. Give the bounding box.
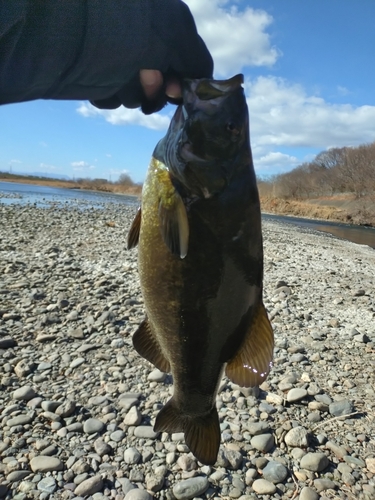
[260,195,375,228]
[2,177,374,227]
[0,176,142,196]
[0,202,374,499]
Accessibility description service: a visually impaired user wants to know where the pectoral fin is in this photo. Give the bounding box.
[127,208,142,249]
[158,194,189,259]
[225,302,274,387]
[132,319,170,373]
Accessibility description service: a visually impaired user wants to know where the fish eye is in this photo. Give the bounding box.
[226,122,239,135]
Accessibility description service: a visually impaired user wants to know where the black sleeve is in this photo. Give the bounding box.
[0,0,213,113]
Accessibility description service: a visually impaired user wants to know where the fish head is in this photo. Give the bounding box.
[157,74,250,198]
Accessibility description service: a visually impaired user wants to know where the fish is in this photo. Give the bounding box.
[127,74,273,465]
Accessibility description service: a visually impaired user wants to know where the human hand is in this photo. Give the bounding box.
[140,70,181,101]
[91,0,213,114]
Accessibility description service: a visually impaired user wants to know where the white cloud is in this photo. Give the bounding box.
[337,85,350,96]
[246,76,375,151]
[71,161,88,168]
[77,103,170,130]
[39,141,48,148]
[70,160,95,171]
[106,153,112,158]
[10,159,22,164]
[254,152,299,173]
[185,0,280,76]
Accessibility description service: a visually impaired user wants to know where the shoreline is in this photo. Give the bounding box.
[1,177,375,229]
[0,202,374,498]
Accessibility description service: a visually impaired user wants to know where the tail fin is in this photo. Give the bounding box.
[154,398,220,466]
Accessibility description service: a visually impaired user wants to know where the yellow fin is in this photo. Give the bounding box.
[158,193,189,259]
[154,399,220,466]
[225,302,274,387]
[132,319,170,373]
[155,164,189,258]
[127,208,141,249]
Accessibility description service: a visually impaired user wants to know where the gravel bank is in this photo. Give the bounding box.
[0,201,374,500]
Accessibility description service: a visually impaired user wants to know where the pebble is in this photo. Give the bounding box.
[124,490,152,500]
[262,461,288,483]
[300,452,329,472]
[133,426,160,439]
[287,388,308,402]
[124,447,141,464]
[250,433,274,453]
[124,406,142,426]
[74,475,103,496]
[172,476,209,499]
[6,413,35,427]
[366,457,375,473]
[37,477,57,494]
[12,386,37,401]
[1,204,374,499]
[30,456,63,472]
[299,486,319,500]
[284,426,309,447]
[329,399,353,416]
[314,478,336,492]
[252,479,277,495]
[147,369,167,382]
[83,418,105,434]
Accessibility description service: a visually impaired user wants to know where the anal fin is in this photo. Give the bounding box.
[225,302,274,387]
[154,398,220,466]
[127,207,141,249]
[132,319,170,373]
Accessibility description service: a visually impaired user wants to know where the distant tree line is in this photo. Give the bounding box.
[74,173,142,194]
[258,140,375,200]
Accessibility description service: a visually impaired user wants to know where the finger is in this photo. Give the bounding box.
[139,69,163,99]
[166,77,182,99]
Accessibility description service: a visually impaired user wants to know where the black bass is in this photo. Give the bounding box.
[128,74,273,465]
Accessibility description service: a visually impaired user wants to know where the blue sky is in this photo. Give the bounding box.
[1,0,374,183]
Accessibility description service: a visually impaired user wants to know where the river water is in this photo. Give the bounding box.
[1,181,374,249]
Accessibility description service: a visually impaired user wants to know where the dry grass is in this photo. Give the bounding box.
[260,195,375,227]
[0,176,142,197]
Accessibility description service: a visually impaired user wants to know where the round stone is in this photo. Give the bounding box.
[299,486,319,500]
[284,426,309,447]
[83,418,105,434]
[147,369,167,382]
[250,433,274,453]
[262,461,288,483]
[124,490,152,500]
[74,475,103,496]
[12,386,37,401]
[124,406,142,426]
[37,477,57,494]
[287,388,308,403]
[30,456,63,472]
[329,400,353,417]
[124,447,141,464]
[252,479,277,495]
[173,476,209,500]
[133,426,159,439]
[300,453,329,472]
[366,458,375,473]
